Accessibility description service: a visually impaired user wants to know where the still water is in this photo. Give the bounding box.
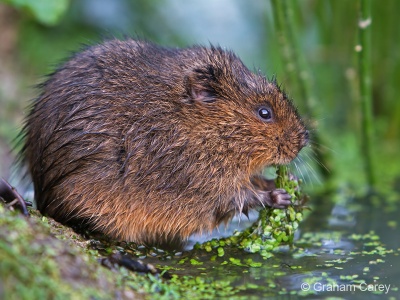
[151,189,400,299]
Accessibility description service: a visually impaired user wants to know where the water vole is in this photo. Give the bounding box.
[23,39,308,245]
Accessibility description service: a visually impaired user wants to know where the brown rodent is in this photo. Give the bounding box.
[22,39,308,245]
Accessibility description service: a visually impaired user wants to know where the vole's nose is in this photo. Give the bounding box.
[301,130,309,148]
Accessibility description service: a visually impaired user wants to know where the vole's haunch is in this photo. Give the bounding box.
[23,39,309,245]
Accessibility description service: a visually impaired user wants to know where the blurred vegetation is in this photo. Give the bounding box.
[2,0,70,26]
[357,0,375,186]
[1,0,398,192]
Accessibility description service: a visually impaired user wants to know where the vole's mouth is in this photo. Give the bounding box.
[276,155,296,165]
[275,129,309,165]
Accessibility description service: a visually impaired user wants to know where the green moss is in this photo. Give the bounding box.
[0,205,117,299]
[0,203,247,299]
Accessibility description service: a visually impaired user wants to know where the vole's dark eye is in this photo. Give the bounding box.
[258,107,272,121]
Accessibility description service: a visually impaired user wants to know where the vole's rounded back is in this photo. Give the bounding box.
[23,39,308,244]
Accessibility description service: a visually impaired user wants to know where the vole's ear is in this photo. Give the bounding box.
[185,65,220,103]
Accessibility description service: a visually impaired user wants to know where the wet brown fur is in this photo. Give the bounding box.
[22,39,308,245]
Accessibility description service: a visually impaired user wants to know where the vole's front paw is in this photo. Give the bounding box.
[264,188,292,209]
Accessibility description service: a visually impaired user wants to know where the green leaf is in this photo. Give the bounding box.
[3,0,70,26]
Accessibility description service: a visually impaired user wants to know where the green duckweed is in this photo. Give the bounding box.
[195,166,308,260]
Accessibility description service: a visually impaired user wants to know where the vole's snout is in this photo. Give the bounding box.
[301,130,310,148]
